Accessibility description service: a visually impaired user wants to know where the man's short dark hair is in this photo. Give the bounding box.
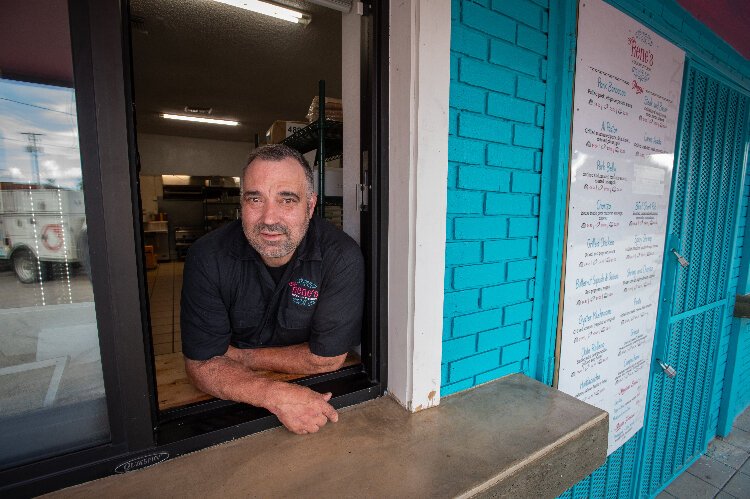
[243,144,314,194]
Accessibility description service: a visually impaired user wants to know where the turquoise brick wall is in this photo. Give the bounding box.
[443,0,750,417]
[719,171,750,434]
[733,319,750,416]
[733,169,750,422]
[442,0,549,395]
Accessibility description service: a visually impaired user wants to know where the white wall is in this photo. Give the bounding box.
[137,133,253,177]
[387,0,451,411]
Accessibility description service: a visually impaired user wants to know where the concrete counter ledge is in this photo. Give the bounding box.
[49,374,608,498]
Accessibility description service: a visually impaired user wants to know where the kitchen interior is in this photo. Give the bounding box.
[131,0,362,411]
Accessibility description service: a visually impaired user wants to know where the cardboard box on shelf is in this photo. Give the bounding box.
[266,120,307,144]
[306,96,343,123]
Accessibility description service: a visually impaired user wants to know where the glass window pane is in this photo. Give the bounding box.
[0,7,109,469]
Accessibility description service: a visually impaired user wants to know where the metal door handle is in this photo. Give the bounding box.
[671,249,689,268]
[358,150,370,212]
[657,359,677,379]
[356,183,369,212]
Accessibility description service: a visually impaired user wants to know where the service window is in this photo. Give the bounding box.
[128,0,383,436]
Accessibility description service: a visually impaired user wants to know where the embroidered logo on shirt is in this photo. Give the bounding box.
[289,278,319,307]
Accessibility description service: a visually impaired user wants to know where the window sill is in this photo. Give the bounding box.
[57,374,608,497]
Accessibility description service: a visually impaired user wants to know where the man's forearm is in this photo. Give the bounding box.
[185,354,278,408]
[226,343,346,375]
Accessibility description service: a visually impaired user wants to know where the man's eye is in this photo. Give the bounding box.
[282,198,296,204]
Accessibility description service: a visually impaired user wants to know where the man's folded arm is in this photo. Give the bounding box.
[184,354,274,405]
[184,353,339,434]
[224,343,347,374]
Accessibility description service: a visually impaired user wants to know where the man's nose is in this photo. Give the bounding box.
[260,200,281,225]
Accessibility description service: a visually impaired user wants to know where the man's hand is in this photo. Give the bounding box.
[266,383,338,434]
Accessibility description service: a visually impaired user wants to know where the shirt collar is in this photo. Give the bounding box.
[229,216,322,262]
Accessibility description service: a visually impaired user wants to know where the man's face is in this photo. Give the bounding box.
[241,157,316,266]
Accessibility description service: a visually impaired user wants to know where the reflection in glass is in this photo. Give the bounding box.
[0,78,109,469]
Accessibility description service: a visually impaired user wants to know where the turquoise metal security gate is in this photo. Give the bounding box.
[639,63,749,497]
[561,63,750,498]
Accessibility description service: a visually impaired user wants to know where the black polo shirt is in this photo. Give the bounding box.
[180,216,364,361]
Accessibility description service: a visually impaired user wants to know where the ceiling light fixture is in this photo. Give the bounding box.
[211,0,311,25]
[162,113,239,126]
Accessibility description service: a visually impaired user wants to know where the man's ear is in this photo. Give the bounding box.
[308,193,318,219]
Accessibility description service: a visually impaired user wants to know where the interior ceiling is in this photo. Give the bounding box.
[129,0,342,143]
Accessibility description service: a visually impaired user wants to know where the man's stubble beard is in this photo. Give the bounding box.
[242,216,310,260]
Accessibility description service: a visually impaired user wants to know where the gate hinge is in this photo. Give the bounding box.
[657,359,677,379]
[671,248,689,268]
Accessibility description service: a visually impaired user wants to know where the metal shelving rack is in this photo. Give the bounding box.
[282,80,342,220]
[201,186,240,233]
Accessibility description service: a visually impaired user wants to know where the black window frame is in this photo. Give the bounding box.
[1,0,156,494]
[1,0,389,495]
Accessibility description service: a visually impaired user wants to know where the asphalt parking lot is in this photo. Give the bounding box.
[0,265,101,418]
[0,265,94,309]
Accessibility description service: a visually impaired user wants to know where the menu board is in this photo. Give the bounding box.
[557,0,685,455]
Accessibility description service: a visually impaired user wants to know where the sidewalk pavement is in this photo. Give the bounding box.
[659,406,750,498]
